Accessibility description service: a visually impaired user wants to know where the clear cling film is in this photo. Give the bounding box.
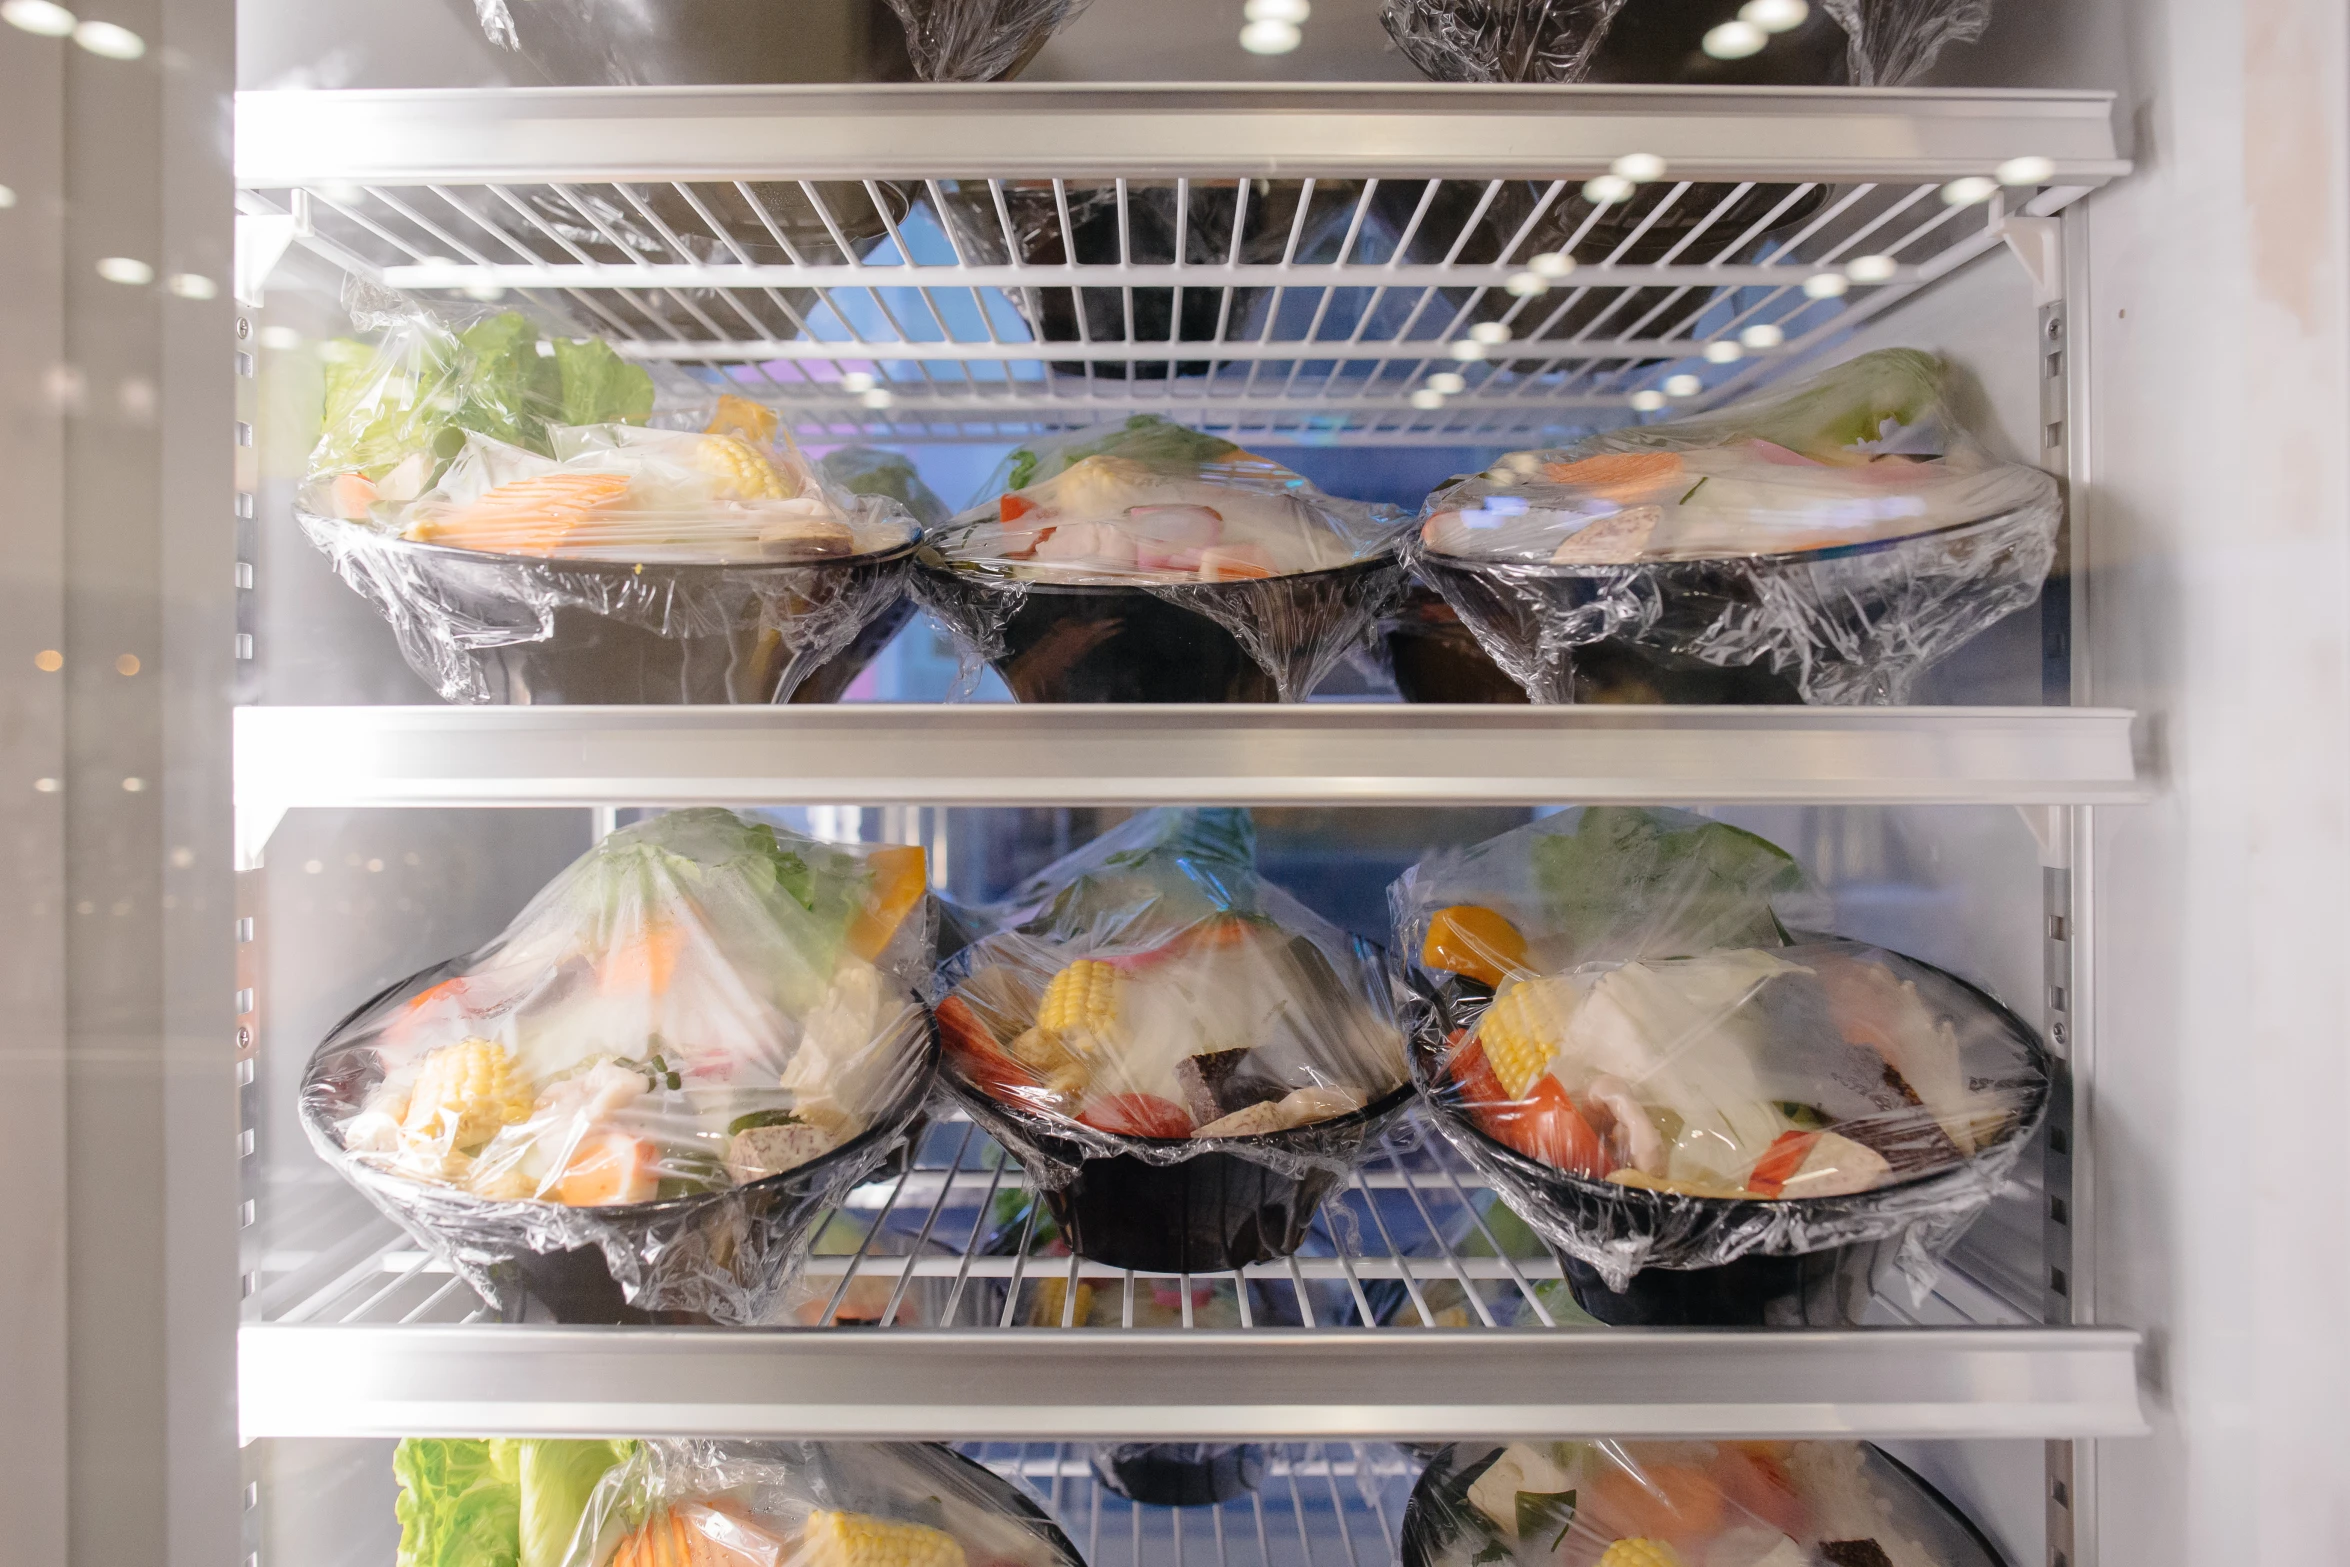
[1381,0,1993,85]
[930,809,1413,1273]
[1402,1440,2006,1567]
[562,1443,1083,1567]
[879,0,1095,81]
[1390,809,2049,1323]
[1406,351,2061,705]
[914,416,1411,702]
[299,293,922,704]
[300,809,939,1323]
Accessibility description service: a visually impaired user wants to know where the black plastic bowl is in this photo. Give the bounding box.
[305,512,920,705]
[791,590,917,704]
[1092,1444,1266,1507]
[1399,1441,2010,1567]
[1382,581,1528,705]
[1410,960,2050,1326]
[942,1074,1415,1274]
[917,556,1402,703]
[1414,506,2052,706]
[300,971,939,1325]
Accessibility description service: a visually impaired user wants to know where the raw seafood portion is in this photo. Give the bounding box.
[1405,351,2061,704]
[935,809,1407,1148]
[1406,1440,2001,1567]
[926,415,1405,586]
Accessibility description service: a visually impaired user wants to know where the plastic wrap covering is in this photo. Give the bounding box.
[932,809,1412,1272]
[926,182,1360,377]
[776,448,950,703]
[881,0,1092,81]
[1390,808,2048,1324]
[300,809,940,1324]
[916,417,1409,702]
[1401,1440,2005,1567]
[1408,350,2062,704]
[563,1442,1084,1567]
[301,299,920,704]
[1383,0,1989,85]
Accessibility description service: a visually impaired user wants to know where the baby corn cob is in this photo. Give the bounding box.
[399,1037,534,1154]
[1595,1541,1682,1567]
[696,433,789,501]
[1037,959,1123,1056]
[802,1510,966,1567]
[1476,977,1577,1100]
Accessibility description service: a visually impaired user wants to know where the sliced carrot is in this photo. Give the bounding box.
[411,472,633,557]
[1420,905,1528,987]
[385,976,471,1049]
[1196,544,1277,581]
[331,471,379,521]
[557,1129,659,1206]
[845,844,927,961]
[1538,450,1685,497]
[599,923,683,998]
[999,492,1038,523]
[1746,1129,1819,1198]
[704,392,779,447]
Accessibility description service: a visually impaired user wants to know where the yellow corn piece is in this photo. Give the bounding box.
[1595,1541,1682,1567]
[1477,977,1577,1100]
[696,433,789,501]
[399,1037,534,1155]
[705,392,781,447]
[801,1511,966,1567]
[1037,959,1122,1054]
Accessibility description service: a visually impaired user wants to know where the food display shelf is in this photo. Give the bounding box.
[230,704,2146,861]
[231,84,2122,444]
[237,1112,2144,1442]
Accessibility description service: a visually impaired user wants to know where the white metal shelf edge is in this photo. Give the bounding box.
[235,1322,2146,1442]
[233,703,2146,855]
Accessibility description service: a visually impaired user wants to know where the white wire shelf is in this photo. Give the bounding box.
[231,703,2146,860]
[236,1113,2144,1442]
[232,84,2123,444]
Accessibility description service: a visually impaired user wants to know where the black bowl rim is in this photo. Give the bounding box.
[299,965,942,1226]
[1409,943,2055,1223]
[1415,495,2053,575]
[915,550,1402,597]
[934,1445,1091,1567]
[298,506,926,578]
[939,1067,1417,1162]
[1396,1439,2009,1567]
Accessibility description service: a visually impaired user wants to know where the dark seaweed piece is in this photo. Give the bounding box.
[1174,1048,1282,1126]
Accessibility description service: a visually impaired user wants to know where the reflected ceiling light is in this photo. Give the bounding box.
[1739,0,1807,31]
[839,371,877,392]
[1582,173,1635,205]
[0,185,16,209]
[1506,271,1549,297]
[96,256,153,285]
[1630,389,1668,412]
[1426,371,1467,394]
[1528,251,1575,279]
[1611,152,1667,183]
[1239,17,1301,53]
[1243,0,1309,20]
[859,388,894,409]
[1704,340,1743,364]
[1663,373,1704,396]
[1447,340,1488,361]
[1997,155,2056,186]
[1,0,76,36]
[1702,19,1766,57]
[1468,321,1512,344]
[1739,322,1785,349]
[166,272,218,299]
[1844,254,1898,283]
[1802,272,1849,299]
[1409,388,1447,410]
[73,18,142,56]
[1940,175,1998,207]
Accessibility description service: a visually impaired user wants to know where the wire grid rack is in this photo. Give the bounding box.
[960,1441,1419,1567]
[247,170,2081,447]
[243,1109,2038,1332]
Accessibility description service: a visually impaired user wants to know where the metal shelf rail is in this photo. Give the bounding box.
[230,703,2147,865]
[236,1113,2146,1442]
[231,84,2125,444]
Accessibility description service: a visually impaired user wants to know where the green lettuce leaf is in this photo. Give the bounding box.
[551,336,655,429]
[517,1439,635,1567]
[1531,807,1801,964]
[394,1438,522,1567]
[1004,414,1241,490]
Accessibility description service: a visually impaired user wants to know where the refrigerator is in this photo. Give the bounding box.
[3,0,2344,1563]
